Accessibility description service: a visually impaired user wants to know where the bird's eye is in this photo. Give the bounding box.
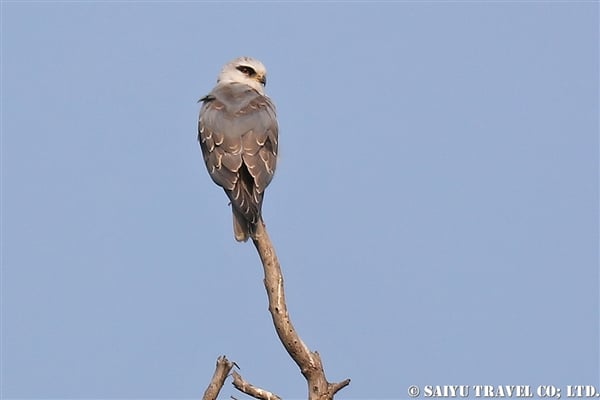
[236,65,256,77]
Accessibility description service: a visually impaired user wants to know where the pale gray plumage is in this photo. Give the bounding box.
[198,57,278,242]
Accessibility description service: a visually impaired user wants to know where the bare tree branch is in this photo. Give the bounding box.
[251,221,351,400]
[202,355,234,400]
[200,219,349,400]
[231,371,282,400]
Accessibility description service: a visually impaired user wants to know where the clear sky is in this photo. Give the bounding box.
[1,1,598,399]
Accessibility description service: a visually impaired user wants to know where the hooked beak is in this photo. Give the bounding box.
[257,74,266,86]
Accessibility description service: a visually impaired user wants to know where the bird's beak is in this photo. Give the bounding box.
[257,74,266,86]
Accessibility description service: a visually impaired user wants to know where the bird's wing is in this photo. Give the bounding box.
[198,84,278,223]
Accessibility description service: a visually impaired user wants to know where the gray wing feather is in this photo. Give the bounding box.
[198,83,278,241]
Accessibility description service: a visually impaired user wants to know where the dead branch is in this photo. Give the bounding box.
[232,370,282,400]
[251,221,351,400]
[201,219,349,400]
[202,355,234,400]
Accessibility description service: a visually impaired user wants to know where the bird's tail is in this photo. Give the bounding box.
[232,207,249,242]
[232,207,262,242]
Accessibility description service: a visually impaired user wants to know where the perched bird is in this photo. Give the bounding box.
[198,57,279,242]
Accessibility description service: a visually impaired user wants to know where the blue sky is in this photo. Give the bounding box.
[1,1,598,399]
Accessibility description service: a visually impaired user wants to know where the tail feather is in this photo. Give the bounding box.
[232,207,250,242]
[227,163,263,242]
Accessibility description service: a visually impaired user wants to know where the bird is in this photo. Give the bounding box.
[198,57,279,242]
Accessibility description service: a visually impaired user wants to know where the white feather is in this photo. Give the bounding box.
[216,56,267,95]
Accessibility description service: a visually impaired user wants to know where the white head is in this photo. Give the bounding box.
[217,56,268,94]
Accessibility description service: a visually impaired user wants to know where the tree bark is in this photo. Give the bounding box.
[251,221,350,400]
[201,219,350,400]
[202,355,234,400]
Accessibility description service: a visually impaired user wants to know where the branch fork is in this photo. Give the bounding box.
[202,221,350,399]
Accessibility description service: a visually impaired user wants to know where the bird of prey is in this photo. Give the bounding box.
[198,57,278,242]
